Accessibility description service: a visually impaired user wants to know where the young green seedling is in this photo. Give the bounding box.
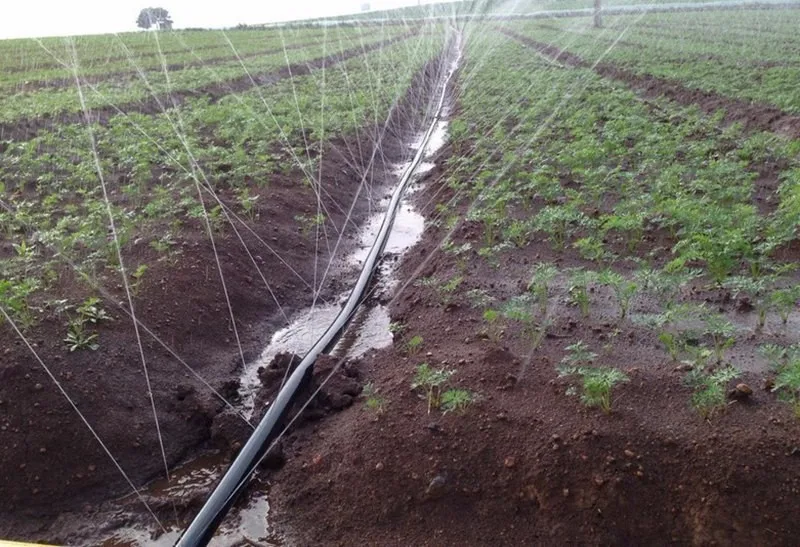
[599,270,638,321]
[531,204,589,250]
[502,295,551,350]
[64,318,99,352]
[437,275,464,307]
[637,303,704,361]
[724,276,771,331]
[567,268,597,318]
[440,389,474,414]
[411,363,454,414]
[131,264,148,296]
[362,382,387,416]
[482,308,502,343]
[405,334,424,356]
[772,359,800,418]
[577,368,628,413]
[527,262,558,315]
[770,285,800,325]
[683,361,739,419]
[702,314,736,364]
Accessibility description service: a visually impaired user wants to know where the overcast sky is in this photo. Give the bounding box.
[0,0,441,40]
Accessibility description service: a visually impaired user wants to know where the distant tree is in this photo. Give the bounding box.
[136,7,173,30]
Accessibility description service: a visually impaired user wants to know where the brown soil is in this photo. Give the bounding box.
[0,47,449,543]
[265,134,800,546]
[0,30,418,144]
[499,28,800,139]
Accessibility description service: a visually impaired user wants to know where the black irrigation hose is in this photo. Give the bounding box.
[175,35,461,547]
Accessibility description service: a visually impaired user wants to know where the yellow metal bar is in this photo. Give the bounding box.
[0,541,58,546]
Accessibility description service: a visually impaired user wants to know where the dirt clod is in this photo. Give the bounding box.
[729,383,754,400]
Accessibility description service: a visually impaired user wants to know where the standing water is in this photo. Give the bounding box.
[237,112,451,418]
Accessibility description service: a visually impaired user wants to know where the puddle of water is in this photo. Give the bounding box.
[239,103,452,416]
[102,492,275,547]
[425,119,450,157]
[394,160,436,179]
[101,457,276,547]
[349,201,425,265]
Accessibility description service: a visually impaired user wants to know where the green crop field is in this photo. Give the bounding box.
[0,26,443,326]
[2,2,800,545]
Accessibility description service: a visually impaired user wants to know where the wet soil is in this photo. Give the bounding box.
[265,135,800,547]
[0,47,450,544]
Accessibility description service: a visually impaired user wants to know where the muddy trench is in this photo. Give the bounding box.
[0,38,461,546]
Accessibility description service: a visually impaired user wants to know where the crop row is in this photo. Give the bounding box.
[0,29,415,125]
[0,26,410,90]
[0,26,341,72]
[508,12,800,113]
[540,16,800,64]
[636,7,800,37]
[422,27,800,415]
[0,31,446,334]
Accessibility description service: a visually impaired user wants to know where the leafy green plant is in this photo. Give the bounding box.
[362,382,386,416]
[503,219,531,248]
[531,204,590,250]
[702,314,736,363]
[601,210,646,252]
[443,241,473,272]
[684,364,739,419]
[759,343,800,370]
[131,264,148,296]
[207,205,226,234]
[561,340,598,367]
[440,389,474,414]
[772,359,800,418]
[638,303,704,361]
[599,270,638,321]
[416,275,463,307]
[634,266,700,305]
[770,285,800,325]
[557,361,629,414]
[527,262,558,315]
[77,297,111,324]
[236,187,260,221]
[567,268,597,318]
[572,236,610,261]
[724,276,771,331]
[405,334,424,356]
[502,295,550,350]
[0,278,39,331]
[295,213,326,236]
[466,288,494,309]
[758,343,800,418]
[482,308,502,343]
[437,275,464,307]
[12,240,37,261]
[64,319,99,352]
[411,363,454,414]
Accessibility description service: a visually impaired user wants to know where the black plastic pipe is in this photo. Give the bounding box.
[175,36,461,547]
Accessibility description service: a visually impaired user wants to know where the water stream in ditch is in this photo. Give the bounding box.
[96,104,451,547]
